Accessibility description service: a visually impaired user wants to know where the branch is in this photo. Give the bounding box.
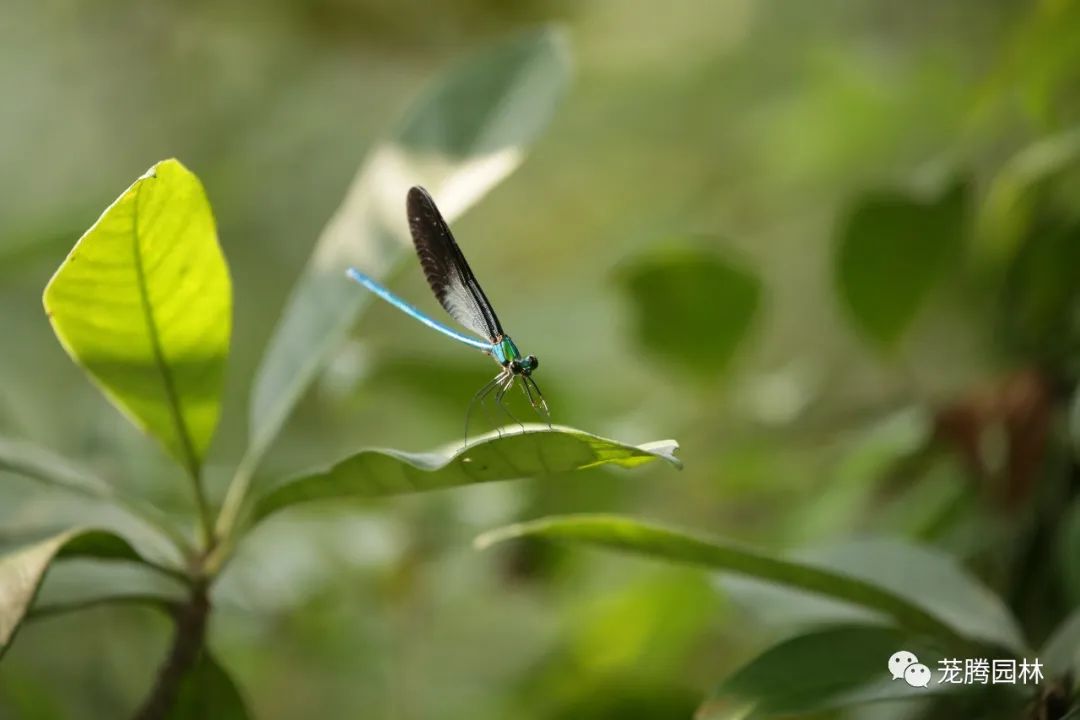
[131,582,210,720]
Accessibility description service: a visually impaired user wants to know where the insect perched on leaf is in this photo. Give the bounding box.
[347,187,549,438]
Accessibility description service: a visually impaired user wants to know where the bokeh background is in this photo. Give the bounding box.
[2,1,1079,718]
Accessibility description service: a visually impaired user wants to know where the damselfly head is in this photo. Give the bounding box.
[509,355,539,376]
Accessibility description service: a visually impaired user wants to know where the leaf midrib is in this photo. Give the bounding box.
[130,177,201,481]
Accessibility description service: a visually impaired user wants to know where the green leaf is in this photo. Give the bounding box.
[42,159,231,478]
[251,427,679,525]
[701,625,948,719]
[1056,496,1080,607]
[977,128,1080,268]
[476,515,1024,652]
[243,27,571,470]
[617,245,761,378]
[25,534,187,619]
[0,436,112,499]
[1070,383,1080,463]
[1040,608,1080,680]
[166,651,250,720]
[0,435,193,557]
[998,220,1080,367]
[0,528,143,657]
[794,538,1025,653]
[28,592,179,621]
[835,181,967,348]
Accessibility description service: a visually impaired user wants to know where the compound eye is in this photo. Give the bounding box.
[509,359,523,374]
[526,355,539,372]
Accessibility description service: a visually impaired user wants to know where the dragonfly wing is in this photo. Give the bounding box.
[407,186,505,342]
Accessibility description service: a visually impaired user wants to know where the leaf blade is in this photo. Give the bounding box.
[250,427,679,525]
[0,435,112,499]
[476,515,1024,652]
[1040,608,1080,680]
[42,159,231,476]
[166,651,250,720]
[835,181,967,348]
[977,127,1080,268]
[617,245,761,378]
[701,625,955,719]
[0,528,146,657]
[0,435,194,557]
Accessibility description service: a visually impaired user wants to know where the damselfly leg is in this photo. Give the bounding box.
[521,375,552,428]
[464,372,505,447]
[494,374,527,435]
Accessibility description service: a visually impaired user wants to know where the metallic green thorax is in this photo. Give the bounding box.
[491,336,521,365]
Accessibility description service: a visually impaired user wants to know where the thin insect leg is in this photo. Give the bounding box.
[464,373,504,447]
[525,376,552,428]
[519,377,546,426]
[494,375,524,434]
[494,375,526,435]
[516,378,554,475]
[483,371,512,437]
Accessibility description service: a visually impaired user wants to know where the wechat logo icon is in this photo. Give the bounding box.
[889,650,931,688]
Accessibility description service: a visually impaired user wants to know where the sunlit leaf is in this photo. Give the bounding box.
[0,528,144,657]
[42,159,231,478]
[166,651,250,720]
[245,27,571,469]
[617,245,761,378]
[835,181,967,348]
[476,515,1024,652]
[251,427,679,526]
[700,625,954,719]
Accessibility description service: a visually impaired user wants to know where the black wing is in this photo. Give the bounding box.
[407,186,504,341]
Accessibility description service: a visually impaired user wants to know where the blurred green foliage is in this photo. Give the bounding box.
[1,0,1080,718]
[618,245,761,377]
[835,181,967,348]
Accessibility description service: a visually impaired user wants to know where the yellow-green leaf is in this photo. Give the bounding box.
[43,159,231,476]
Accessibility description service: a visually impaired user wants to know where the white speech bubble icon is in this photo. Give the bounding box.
[904,662,932,688]
[888,650,918,680]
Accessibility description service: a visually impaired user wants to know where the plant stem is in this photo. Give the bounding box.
[131,582,210,720]
[192,468,214,552]
[213,451,257,551]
